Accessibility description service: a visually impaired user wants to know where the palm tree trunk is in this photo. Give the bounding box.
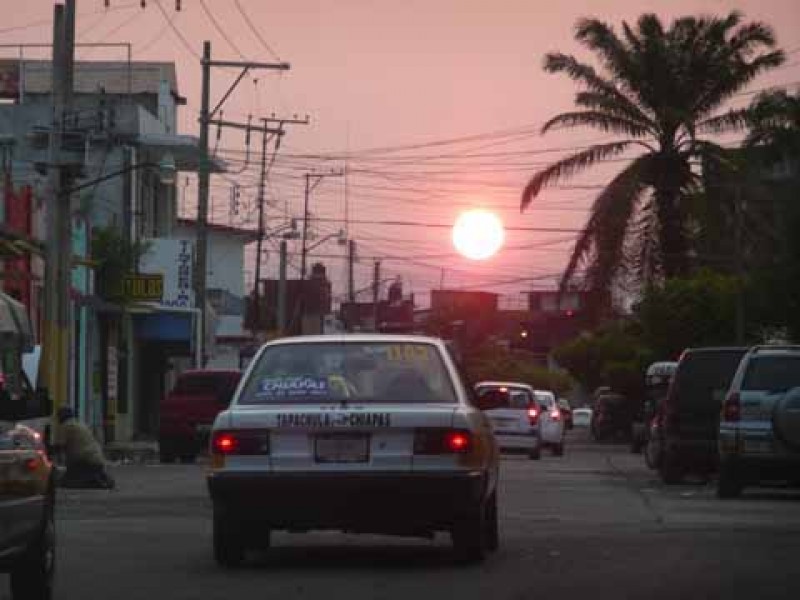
[655,185,689,278]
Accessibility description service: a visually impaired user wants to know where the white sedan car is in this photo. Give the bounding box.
[207,335,500,566]
[475,382,566,459]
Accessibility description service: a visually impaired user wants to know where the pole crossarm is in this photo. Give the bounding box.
[207,118,286,136]
[204,60,290,119]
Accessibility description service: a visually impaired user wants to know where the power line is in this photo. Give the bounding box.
[234,0,281,61]
[199,0,249,61]
[154,0,199,59]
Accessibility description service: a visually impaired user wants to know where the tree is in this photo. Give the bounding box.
[634,270,741,357]
[745,88,800,163]
[521,13,784,302]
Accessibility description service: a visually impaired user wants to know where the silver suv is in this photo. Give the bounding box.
[718,345,800,498]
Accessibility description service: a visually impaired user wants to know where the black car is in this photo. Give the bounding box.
[655,347,748,484]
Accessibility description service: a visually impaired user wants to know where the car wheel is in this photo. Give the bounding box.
[717,462,744,499]
[451,504,487,564]
[10,502,55,600]
[552,442,565,457]
[659,451,684,485]
[213,510,246,568]
[528,446,541,460]
[485,493,499,553]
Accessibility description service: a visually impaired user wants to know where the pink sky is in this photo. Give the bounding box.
[3,0,800,305]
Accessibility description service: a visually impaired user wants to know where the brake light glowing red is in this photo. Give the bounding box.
[527,407,540,425]
[723,392,741,422]
[550,409,561,420]
[212,433,237,454]
[446,432,471,453]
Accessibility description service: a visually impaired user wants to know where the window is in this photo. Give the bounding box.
[742,355,800,393]
[673,350,747,407]
[475,386,533,409]
[239,342,457,405]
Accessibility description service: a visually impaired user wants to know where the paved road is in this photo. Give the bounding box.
[6,430,800,599]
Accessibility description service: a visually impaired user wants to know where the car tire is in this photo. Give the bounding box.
[717,462,744,499]
[451,504,487,564]
[10,501,55,600]
[528,447,541,460]
[552,442,565,457]
[659,451,684,485]
[213,511,246,568]
[485,493,499,553]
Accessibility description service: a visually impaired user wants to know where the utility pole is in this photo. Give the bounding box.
[42,0,76,417]
[300,170,345,280]
[347,239,357,303]
[252,126,270,337]
[277,239,287,333]
[372,260,381,332]
[194,41,290,364]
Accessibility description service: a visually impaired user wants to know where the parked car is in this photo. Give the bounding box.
[632,361,678,454]
[207,335,499,565]
[718,345,800,498]
[590,392,632,442]
[159,369,242,463]
[655,347,748,484]
[572,407,592,428]
[533,390,567,455]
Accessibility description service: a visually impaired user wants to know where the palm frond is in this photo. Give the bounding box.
[559,157,652,293]
[575,18,640,85]
[543,53,645,115]
[541,111,651,137]
[574,91,656,133]
[520,141,634,211]
[696,108,752,134]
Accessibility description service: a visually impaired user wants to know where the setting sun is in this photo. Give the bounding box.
[452,209,505,260]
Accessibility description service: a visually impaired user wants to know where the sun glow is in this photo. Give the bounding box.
[452,209,505,260]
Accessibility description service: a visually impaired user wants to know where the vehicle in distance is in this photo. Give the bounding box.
[572,408,592,428]
[633,361,677,455]
[655,347,747,484]
[558,398,573,430]
[207,335,500,566]
[159,369,242,463]
[718,345,800,498]
[474,382,566,459]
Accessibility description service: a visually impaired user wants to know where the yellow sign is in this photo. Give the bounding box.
[121,274,164,302]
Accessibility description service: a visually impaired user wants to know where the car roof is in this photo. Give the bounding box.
[475,381,535,391]
[264,334,446,347]
[746,345,800,356]
[683,347,748,355]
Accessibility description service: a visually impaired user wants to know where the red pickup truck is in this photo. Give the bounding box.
[159,370,242,463]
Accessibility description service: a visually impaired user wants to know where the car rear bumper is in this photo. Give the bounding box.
[495,432,539,452]
[724,454,800,482]
[207,470,488,532]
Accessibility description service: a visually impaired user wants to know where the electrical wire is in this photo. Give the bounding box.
[234,0,281,61]
[199,0,249,61]
[154,0,200,59]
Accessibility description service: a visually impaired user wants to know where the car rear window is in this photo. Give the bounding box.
[238,342,457,405]
[672,350,746,407]
[475,386,533,409]
[173,373,241,405]
[741,355,800,393]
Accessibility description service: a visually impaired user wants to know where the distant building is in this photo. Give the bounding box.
[340,278,415,333]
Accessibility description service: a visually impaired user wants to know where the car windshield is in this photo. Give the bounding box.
[742,355,800,393]
[672,350,746,407]
[238,341,457,405]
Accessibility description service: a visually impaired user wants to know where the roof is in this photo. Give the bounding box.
[5,59,181,98]
[175,219,258,241]
[265,334,446,346]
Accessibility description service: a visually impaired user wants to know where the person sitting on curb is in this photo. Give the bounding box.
[54,407,115,490]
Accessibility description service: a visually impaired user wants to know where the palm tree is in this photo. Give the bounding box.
[521,12,785,300]
[745,88,800,164]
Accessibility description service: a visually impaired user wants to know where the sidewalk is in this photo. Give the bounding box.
[104,440,160,464]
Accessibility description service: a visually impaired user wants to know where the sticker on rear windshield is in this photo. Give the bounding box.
[386,344,431,362]
[277,412,392,428]
[256,377,330,398]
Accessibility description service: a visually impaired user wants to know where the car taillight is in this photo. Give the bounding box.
[550,409,561,420]
[414,429,473,455]
[211,430,270,455]
[722,392,741,422]
[527,407,540,426]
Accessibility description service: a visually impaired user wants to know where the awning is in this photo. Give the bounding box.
[0,291,34,352]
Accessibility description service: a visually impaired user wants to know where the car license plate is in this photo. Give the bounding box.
[491,418,515,428]
[743,439,772,454]
[314,434,369,463]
